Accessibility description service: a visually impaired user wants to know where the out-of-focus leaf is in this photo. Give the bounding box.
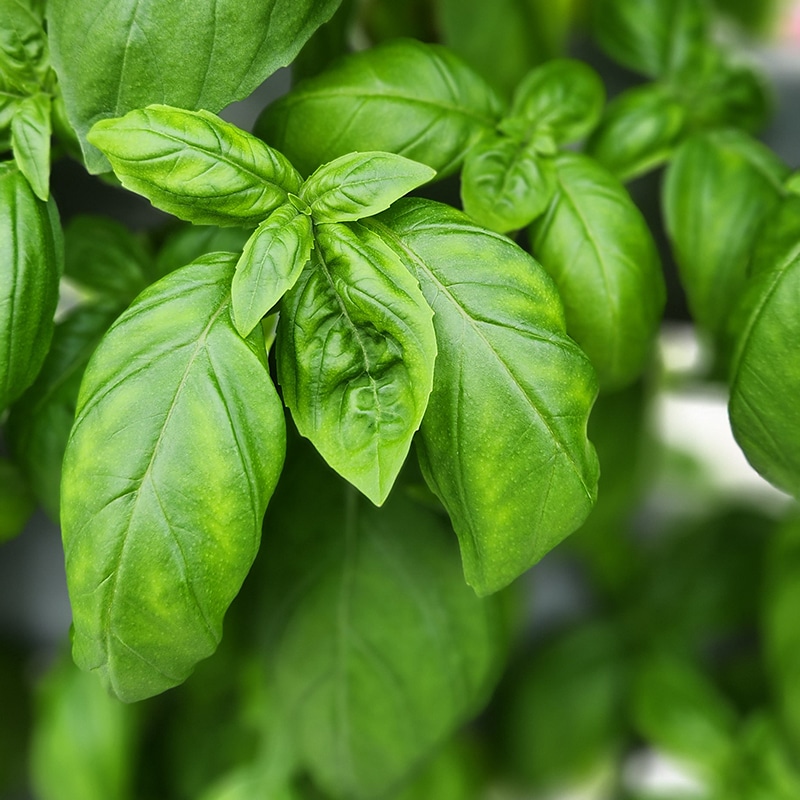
[0,456,34,542]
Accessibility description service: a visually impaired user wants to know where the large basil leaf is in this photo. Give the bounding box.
[7,302,122,521]
[88,105,301,227]
[368,198,599,595]
[61,253,286,702]
[257,443,507,799]
[0,161,62,410]
[255,38,503,178]
[47,0,343,173]
[590,0,709,78]
[529,153,665,391]
[10,90,50,200]
[664,130,787,343]
[728,196,800,498]
[277,222,436,505]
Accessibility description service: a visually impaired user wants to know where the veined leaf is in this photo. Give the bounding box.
[47,0,343,173]
[368,198,599,595]
[258,444,507,799]
[301,151,436,223]
[0,0,49,94]
[11,91,51,200]
[88,105,302,227]
[231,204,314,337]
[0,161,63,410]
[277,222,436,505]
[255,38,503,177]
[728,195,800,499]
[61,253,286,702]
[530,153,665,391]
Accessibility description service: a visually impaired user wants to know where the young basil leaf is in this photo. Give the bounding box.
[231,204,314,337]
[6,302,122,521]
[728,196,800,499]
[590,0,709,78]
[258,444,507,799]
[87,105,302,227]
[0,161,63,411]
[300,152,436,223]
[30,650,137,800]
[154,225,251,278]
[587,83,687,182]
[368,199,599,595]
[255,38,503,178]
[0,0,49,94]
[61,253,287,702]
[0,457,35,543]
[460,134,556,233]
[10,91,50,200]
[277,222,436,505]
[47,0,343,173]
[529,153,665,391]
[508,59,605,145]
[664,130,787,343]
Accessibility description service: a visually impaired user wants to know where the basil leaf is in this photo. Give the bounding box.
[393,737,484,800]
[155,225,251,278]
[277,222,436,505]
[728,196,800,498]
[7,302,122,521]
[460,135,556,233]
[300,152,436,223]
[10,91,50,200]
[0,0,49,94]
[255,38,503,178]
[61,253,287,702]
[369,199,599,595]
[47,0,343,173]
[258,444,507,799]
[63,215,155,303]
[0,161,63,410]
[0,457,34,543]
[587,83,687,182]
[508,59,605,145]
[530,153,665,391]
[231,204,314,337]
[87,105,301,226]
[665,130,787,343]
[30,651,137,800]
[590,0,709,78]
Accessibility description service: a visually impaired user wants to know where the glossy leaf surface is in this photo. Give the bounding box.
[530,153,665,391]
[256,38,503,177]
[0,161,62,410]
[277,222,436,505]
[300,151,436,223]
[48,0,343,173]
[10,91,50,199]
[370,199,599,595]
[232,204,314,337]
[88,105,301,227]
[665,129,787,340]
[259,445,506,799]
[460,135,556,233]
[61,254,286,702]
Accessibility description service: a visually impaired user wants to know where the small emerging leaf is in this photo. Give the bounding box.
[301,151,436,223]
[11,91,51,200]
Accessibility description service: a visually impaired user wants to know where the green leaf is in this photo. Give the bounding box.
[664,129,787,343]
[231,204,314,337]
[300,152,436,223]
[460,134,556,233]
[0,457,34,543]
[587,83,687,182]
[529,153,665,391]
[590,0,709,78]
[0,161,63,410]
[60,253,286,702]
[0,0,49,94]
[30,650,137,800]
[10,91,50,200]
[255,38,503,178]
[728,196,800,498]
[508,59,605,145]
[47,0,343,173]
[154,225,251,278]
[369,198,599,595]
[277,222,436,505]
[393,737,485,800]
[88,105,301,227]
[6,302,122,521]
[258,443,507,799]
